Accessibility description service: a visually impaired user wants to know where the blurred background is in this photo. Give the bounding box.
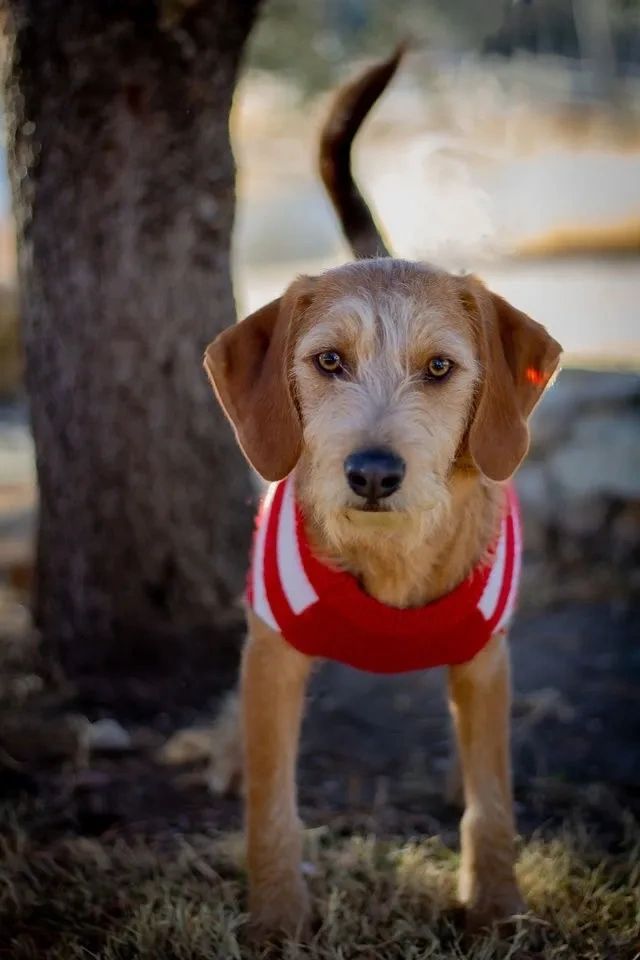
[0,1,639,956]
[3,0,640,607]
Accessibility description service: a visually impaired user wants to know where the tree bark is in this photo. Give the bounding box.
[2,1,260,687]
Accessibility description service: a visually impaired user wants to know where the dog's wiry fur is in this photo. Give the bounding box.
[204,53,562,940]
[293,260,495,609]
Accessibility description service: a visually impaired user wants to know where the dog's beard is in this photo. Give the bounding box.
[298,390,460,557]
[308,467,452,557]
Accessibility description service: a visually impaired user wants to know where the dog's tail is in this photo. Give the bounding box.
[318,44,406,259]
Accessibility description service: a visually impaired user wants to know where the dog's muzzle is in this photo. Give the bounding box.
[344,447,406,505]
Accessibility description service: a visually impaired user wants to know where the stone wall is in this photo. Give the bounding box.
[517,368,640,608]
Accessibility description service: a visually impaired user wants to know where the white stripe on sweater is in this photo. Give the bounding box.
[496,497,522,631]
[478,515,507,622]
[277,477,318,614]
[251,482,278,630]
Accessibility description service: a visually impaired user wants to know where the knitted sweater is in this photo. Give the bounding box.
[247,475,521,674]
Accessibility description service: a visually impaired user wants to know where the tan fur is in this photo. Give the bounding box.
[242,610,313,938]
[205,258,561,938]
[449,633,525,928]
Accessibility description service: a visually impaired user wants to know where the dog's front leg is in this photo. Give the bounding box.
[448,632,525,930]
[242,611,313,939]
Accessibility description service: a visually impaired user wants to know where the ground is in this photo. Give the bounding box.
[0,590,638,959]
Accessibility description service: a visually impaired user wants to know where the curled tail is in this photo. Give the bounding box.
[318,44,405,259]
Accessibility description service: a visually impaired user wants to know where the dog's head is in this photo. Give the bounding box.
[205,260,561,550]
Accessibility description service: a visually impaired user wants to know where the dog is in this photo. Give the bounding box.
[204,49,562,939]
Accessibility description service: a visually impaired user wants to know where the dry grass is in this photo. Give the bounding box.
[1,805,638,960]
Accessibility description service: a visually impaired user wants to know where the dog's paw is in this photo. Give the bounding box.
[248,881,311,942]
[157,692,243,797]
[206,691,243,796]
[463,887,527,934]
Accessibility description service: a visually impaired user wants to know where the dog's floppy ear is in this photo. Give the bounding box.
[463,278,562,482]
[204,277,315,481]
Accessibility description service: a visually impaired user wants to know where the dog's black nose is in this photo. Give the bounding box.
[344,448,406,501]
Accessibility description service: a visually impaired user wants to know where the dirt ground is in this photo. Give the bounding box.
[1,593,638,835]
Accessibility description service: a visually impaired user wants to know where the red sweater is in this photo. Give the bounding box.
[247,476,521,674]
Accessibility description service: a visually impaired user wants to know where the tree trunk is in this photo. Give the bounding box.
[2,1,260,690]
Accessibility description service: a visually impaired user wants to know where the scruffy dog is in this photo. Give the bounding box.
[204,50,561,939]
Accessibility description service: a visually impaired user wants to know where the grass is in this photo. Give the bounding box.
[1,805,638,960]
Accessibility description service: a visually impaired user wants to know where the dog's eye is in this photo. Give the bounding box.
[315,351,345,376]
[425,357,453,381]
